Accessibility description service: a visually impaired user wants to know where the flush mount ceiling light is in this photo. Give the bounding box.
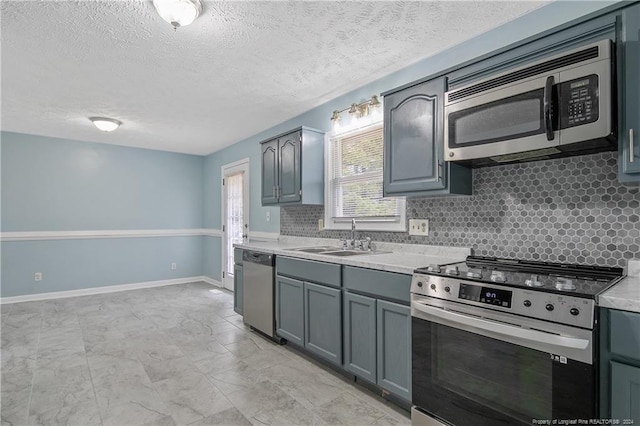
[89,117,122,132]
[153,0,203,29]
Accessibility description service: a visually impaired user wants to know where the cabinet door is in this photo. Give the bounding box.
[344,292,377,383]
[384,77,446,195]
[619,5,640,180]
[278,131,302,204]
[611,361,640,422]
[233,264,243,315]
[275,275,304,345]
[377,300,411,401]
[304,282,342,366]
[261,139,279,205]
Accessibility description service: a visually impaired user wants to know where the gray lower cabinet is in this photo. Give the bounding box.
[304,282,342,365]
[233,264,243,315]
[377,300,411,402]
[343,292,377,383]
[275,275,304,346]
[342,265,412,403]
[599,308,640,421]
[610,361,640,421]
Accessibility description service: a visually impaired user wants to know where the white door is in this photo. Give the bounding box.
[222,159,250,291]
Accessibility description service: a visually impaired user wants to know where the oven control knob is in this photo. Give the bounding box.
[570,308,580,316]
[430,284,436,291]
[444,286,451,293]
[417,281,424,288]
[545,303,555,312]
[523,300,532,307]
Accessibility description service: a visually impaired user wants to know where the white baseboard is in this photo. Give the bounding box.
[0,276,222,304]
[201,276,223,287]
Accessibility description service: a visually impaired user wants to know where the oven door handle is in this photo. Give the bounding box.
[413,302,589,350]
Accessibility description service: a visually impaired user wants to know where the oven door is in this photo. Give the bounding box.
[411,296,596,426]
[444,73,560,163]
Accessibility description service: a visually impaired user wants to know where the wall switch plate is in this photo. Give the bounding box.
[409,219,429,236]
[171,263,177,270]
[318,219,324,230]
[34,272,42,281]
[266,211,271,222]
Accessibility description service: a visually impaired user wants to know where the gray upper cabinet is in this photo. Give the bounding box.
[260,127,325,206]
[277,133,302,203]
[383,76,472,197]
[261,139,279,205]
[618,3,640,183]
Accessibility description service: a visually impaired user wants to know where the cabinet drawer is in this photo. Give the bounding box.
[234,248,243,265]
[276,256,341,288]
[610,309,640,361]
[343,266,411,304]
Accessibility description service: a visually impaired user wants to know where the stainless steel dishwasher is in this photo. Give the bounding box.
[242,250,276,338]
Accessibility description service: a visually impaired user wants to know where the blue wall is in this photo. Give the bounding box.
[1,1,622,298]
[202,0,622,235]
[1,132,205,297]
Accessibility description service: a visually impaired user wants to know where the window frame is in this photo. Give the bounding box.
[323,123,406,232]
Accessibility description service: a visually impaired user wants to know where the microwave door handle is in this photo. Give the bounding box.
[412,302,589,351]
[544,76,555,141]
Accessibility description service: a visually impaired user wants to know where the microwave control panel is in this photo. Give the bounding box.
[559,74,599,129]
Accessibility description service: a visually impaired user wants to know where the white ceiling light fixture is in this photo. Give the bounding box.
[152,0,203,29]
[89,117,122,132]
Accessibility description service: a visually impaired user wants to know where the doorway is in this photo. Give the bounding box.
[221,159,250,291]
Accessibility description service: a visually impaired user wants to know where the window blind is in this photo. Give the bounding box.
[329,123,402,221]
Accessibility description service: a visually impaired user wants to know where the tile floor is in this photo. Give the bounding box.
[1,282,411,426]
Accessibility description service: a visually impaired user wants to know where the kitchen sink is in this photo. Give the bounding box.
[319,250,369,257]
[291,246,338,253]
[320,250,390,257]
[290,247,390,256]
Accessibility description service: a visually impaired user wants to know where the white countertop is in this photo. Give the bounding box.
[235,236,471,275]
[598,259,640,314]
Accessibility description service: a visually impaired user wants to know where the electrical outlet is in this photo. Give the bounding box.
[171,262,177,270]
[34,272,42,282]
[318,219,324,230]
[409,219,429,236]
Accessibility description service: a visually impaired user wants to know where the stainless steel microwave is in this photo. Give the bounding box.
[444,40,616,167]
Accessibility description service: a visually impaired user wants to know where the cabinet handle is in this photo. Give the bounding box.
[437,161,443,181]
[276,186,280,199]
[272,186,276,198]
[630,128,635,163]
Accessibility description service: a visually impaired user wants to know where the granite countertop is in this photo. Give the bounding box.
[235,236,471,275]
[598,259,640,314]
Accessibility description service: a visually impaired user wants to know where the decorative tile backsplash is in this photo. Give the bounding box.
[281,151,639,268]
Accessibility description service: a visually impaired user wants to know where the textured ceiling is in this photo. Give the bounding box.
[1,1,549,155]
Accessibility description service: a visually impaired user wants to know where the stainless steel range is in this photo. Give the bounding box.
[410,256,624,426]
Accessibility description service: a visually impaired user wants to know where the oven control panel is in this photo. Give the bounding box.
[411,273,595,329]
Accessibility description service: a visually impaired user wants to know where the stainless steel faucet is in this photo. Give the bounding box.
[351,218,357,247]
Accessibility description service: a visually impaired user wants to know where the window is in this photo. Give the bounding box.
[324,122,406,231]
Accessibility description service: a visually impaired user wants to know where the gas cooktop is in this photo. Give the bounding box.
[414,255,624,299]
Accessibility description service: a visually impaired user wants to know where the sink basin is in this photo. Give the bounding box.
[291,246,338,253]
[290,247,390,256]
[321,250,390,257]
[319,250,369,257]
